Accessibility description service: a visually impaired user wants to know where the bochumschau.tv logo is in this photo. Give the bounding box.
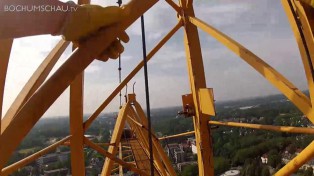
[3,4,77,12]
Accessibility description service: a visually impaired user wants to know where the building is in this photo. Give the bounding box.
[36,153,58,168]
[261,154,268,164]
[165,143,180,157]
[37,151,70,170]
[173,148,185,163]
[187,138,197,154]
[165,143,185,163]
[179,142,191,152]
[57,151,70,162]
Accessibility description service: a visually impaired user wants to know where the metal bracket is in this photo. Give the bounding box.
[178,94,195,118]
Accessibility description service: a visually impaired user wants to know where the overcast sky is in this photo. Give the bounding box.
[2,0,308,117]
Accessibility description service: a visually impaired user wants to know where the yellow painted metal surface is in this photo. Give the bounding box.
[159,131,195,140]
[1,136,70,175]
[133,101,177,176]
[189,16,314,124]
[127,108,168,176]
[70,73,85,176]
[0,39,13,170]
[119,142,123,176]
[69,1,88,173]
[300,0,314,8]
[199,88,216,116]
[128,139,161,176]
[2,0,314,175]
[295,1,314,103]
[165,0,181,13]
[275,140,314,175]
[282,0,314,107]
[101,102,130,176]
[209,121,314,134]
[0,0,158,168]
[84,137,149,176]
[179,0,214,175]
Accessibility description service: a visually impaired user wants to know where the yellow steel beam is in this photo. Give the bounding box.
[70,73,85,176]
[1,40,69,134]
[69,0,88,172]
[299,0,314,7]
[84,137,149,176]
[112,166,119,173]
[0,0,158,168]
[119,142,123,176]
[0,39,13,171]
[0,39,12,118]
[83,22,182,130]
[96,143,116,146]
[123,155,134,160]
[275,140,314,175]
[189,16,314,124]
[282,0,314,106]
[179,1,214,175]
[294,0,314,103]
[133,101,177,176]
[127,114,145,127]
[199,88,216,116]
[165,0,181,13]
[158,131,195,140]
[101,102,130,176]
[1,136,71,176]
[209,121,314,134]
[126,110,160,175]
[127,107,167,176]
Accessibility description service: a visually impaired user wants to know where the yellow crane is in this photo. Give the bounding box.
[0,0,314,175]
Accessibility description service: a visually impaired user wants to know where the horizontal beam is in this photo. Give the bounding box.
[1,136,71,175]
[158,131,195,140]
[96,143,116,146]
[84,137,149,176]
[123,155,133,160]
[83,21,182,130]
[275,140,314,175]
[209,121,314,134]
[189,16,314,123]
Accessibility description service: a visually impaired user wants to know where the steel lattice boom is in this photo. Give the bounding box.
[0,0,314,175]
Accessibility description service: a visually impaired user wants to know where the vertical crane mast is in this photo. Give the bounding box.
[179,0,214,175]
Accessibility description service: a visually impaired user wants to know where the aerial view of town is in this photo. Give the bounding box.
[5,92,314,176]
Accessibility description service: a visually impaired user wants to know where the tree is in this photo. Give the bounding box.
[261,166,270,176]
[181,164,198,176]
[214,157,230,175]
[304,167,313,176]
[268,154,281,168]
[11,168,29,176]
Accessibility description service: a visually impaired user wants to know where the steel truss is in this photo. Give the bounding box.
[0,0,314,175]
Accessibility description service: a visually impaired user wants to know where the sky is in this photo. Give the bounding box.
[2,0,308,117]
